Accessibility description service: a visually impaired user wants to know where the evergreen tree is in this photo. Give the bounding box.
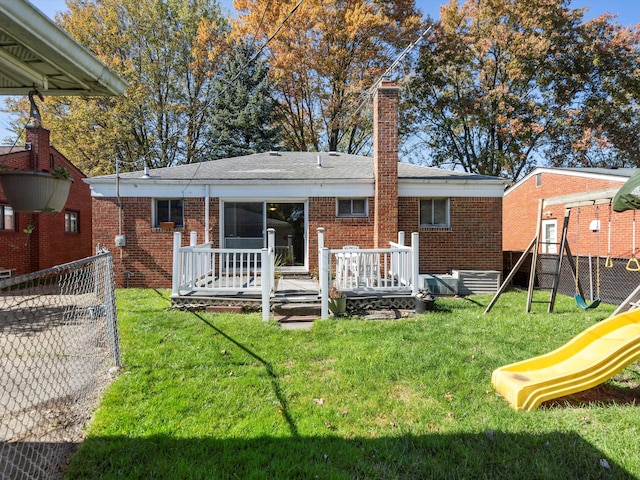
[207,42,280,159]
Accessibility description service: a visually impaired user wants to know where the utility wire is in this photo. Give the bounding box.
[204,0,304,111]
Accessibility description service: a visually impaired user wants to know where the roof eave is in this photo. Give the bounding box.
[0,0,127,96]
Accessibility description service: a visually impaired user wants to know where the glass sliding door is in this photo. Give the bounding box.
[223,202,264,249]
[267,202,305,267]
[222,201,307,269]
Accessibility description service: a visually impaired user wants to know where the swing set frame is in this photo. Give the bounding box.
[485,187,625,314]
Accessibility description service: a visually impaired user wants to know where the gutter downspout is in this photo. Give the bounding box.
[205,185,210,244]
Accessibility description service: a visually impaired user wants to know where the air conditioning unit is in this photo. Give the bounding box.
[422,274,458,295]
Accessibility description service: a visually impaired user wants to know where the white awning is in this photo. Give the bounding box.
[0,0,127,96]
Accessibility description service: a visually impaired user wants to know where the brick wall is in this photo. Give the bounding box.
[94,196,214,287]
[503,172,633,258]
[399,196,503,274]
[96,192,504,287]
[308,196,376,274]
[0,127,92,274]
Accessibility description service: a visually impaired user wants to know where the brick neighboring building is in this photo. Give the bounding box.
[504,167,637,260]
[0,126,93,275]
[86,81,507,288]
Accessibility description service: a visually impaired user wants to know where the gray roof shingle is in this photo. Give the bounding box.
[90,152,506,184]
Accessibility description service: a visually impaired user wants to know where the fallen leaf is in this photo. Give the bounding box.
[444,392,453,400]
[313,398,325,405]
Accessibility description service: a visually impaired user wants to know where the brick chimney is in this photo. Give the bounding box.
[373,77,399,248]
[25,125,52,172]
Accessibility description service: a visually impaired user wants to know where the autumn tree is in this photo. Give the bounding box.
[404,0,640,181]
[232,0,425,153]
[206,42,281,159]
[6,0,229,175]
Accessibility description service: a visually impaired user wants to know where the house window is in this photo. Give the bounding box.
[65,211,79,233]
[1,205,15,231]
[420,198,450,228]
[155,199,184,227]
[535,173,542,187]
[337,198,368,217]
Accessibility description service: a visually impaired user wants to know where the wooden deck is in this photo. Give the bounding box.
[170,275,414,312]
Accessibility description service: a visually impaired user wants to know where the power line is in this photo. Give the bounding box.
[204,0,304,111]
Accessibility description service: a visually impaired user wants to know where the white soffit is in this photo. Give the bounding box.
[0,0,127,96]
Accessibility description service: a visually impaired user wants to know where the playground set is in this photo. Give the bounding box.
[488,176,640,411]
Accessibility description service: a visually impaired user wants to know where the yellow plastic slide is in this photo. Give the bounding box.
[492,308,640,411]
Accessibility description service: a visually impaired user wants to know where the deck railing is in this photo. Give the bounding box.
[318,231,419,319]
[171,230,275,320]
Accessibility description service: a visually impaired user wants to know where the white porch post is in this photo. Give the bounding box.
[261,247,271,321]
[172,231,182,296]
[267,228,276,293]
[320,247,330,319]
[189,231,198,286]
[398,231,405,246]
[317,227,324,295]
[411,232,420,295]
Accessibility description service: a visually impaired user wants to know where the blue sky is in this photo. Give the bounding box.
[27,0,640,26]
[3,0,639,141]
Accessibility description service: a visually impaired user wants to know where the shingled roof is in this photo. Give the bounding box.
[88,151,506,185]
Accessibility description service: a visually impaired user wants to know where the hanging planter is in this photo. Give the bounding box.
[0,169,73,213]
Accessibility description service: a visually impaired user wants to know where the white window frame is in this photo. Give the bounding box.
[1,204,15,231]
[153,198,184,228]
[541,219,558,254]
[336,198,368,218]
[419,198,450,228]
[65,211,79,233]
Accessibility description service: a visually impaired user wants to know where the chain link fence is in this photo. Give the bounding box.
[1,250,120,480]
[537,254,638,306]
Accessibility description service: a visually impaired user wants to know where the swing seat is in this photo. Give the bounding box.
[626,258,640,272]
[605,256,614,268]
[574,293,601,310]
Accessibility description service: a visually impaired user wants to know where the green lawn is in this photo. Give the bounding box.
[65,289,640,479]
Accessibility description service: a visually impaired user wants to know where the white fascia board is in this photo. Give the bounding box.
[399,180,506,198]
[88,179,374,198]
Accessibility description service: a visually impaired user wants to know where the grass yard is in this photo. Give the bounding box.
[65,289,640,479]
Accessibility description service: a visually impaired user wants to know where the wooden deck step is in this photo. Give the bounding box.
[272,302,321,317]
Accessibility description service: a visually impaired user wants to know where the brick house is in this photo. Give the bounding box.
[504,167,637,258]
[0,126,93,275]
[86,80,507,288]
